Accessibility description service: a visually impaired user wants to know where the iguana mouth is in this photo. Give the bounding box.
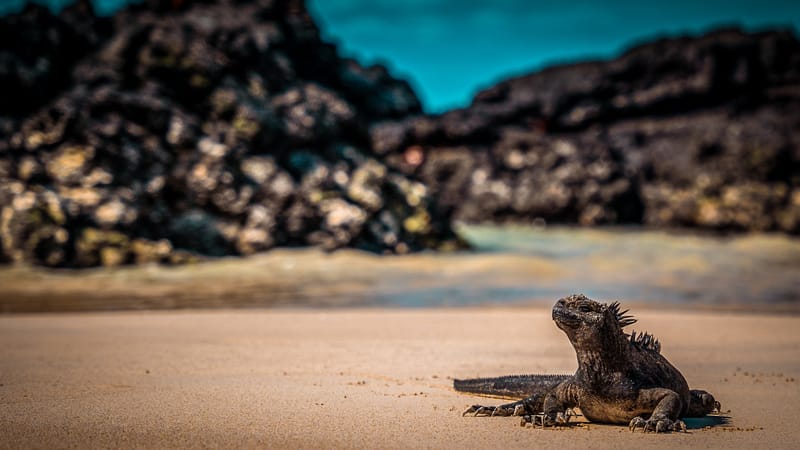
[551,303,580,328]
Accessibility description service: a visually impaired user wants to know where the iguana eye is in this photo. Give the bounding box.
[578,305,592,312]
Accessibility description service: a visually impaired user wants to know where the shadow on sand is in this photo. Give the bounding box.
[684,415,731,430]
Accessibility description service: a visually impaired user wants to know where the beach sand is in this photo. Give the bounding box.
[1,307,798,449]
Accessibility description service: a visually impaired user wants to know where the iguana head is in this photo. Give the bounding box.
[552,294,636,348]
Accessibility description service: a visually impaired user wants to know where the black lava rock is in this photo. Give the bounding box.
[370,28,800,232]
[0,0,460,267]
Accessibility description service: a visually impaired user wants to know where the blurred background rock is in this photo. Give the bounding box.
[0,0,463,267]
[371,29,800,232]
[0,0,798,268]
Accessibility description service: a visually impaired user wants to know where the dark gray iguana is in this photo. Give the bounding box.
[456,294,721,432]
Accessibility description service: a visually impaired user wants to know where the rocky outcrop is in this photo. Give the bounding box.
[370,28,800,232]
[2,1,798,268]
[0,0,112,117]
[0,0,461,267]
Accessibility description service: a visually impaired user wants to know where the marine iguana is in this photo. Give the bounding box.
[456,294,720,432]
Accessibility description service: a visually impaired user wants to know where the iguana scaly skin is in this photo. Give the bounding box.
[456,294,721,432]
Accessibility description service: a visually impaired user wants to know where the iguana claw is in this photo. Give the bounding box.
[629,416,686,433]
[519,409,577,428]
[462,403,521,417]
[467,405,492,416]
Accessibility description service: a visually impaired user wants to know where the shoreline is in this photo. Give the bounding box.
[2,225,800,313]
[3,301,800,316]
[1,306,798,448]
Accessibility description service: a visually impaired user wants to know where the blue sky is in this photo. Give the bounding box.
[2,0,799,112]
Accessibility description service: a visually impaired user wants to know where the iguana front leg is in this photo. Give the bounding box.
[521,380,581,426]
[463,378,580,426]
[628,388,687,433]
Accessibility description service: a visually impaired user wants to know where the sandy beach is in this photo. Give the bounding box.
[1,306,798,449]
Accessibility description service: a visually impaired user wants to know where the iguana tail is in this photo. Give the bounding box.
[453,374,571,399]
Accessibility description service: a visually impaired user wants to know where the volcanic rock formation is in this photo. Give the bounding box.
[1,1,799,268]
[0,0,461,267]
[370,28,800,232]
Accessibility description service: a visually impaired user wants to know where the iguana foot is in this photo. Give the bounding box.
[629,416,686,433]
[520,409,577,428]
[688,389,723,416]
[462,404,525,417]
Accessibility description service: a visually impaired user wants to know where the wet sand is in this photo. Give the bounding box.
[1,307,798,449]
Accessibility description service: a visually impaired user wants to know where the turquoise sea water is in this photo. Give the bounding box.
[451,225,800,308]
[2,226,798,312]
